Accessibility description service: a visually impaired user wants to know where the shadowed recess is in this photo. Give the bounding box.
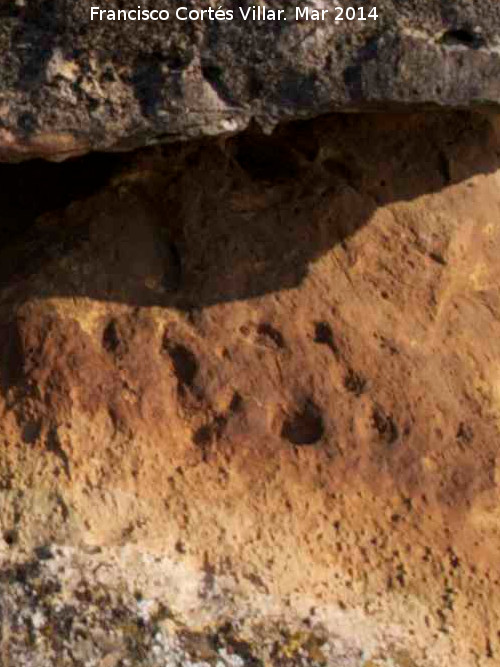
[0,111,498,310]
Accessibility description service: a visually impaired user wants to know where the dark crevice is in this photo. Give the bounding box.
[314,322,340,359]
[46,427,71,479]
[0,151,121,248]
[231,129,303,181]
[163,340,199,394]
[440,29,486,49]
[281,400,325,446]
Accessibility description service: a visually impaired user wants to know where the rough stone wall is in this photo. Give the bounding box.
[2,1,500,159]
[0,112,500,665]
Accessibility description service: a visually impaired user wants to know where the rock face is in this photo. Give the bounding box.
[1,111,500,665]
[2,0,500,159]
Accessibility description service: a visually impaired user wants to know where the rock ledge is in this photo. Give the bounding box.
[1,0,500,159]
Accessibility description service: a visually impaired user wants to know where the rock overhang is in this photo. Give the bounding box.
[1,0,500,160]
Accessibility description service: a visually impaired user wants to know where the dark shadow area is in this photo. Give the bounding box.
[0,151,123,246]
[0,111,498,311]
[440,28,486,49]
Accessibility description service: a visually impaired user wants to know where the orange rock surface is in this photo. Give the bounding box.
[0,112,500,665]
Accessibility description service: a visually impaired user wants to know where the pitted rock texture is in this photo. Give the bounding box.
[1,112,500,665]
[2,0,500,159]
